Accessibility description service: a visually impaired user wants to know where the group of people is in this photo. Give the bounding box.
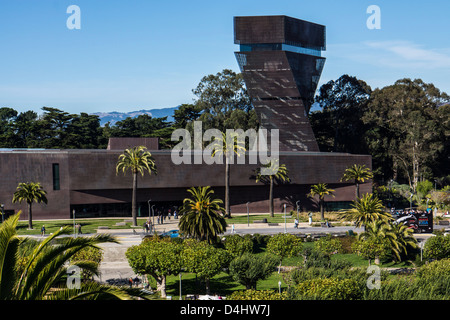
[154,208,178,225]
[391,207,433,216]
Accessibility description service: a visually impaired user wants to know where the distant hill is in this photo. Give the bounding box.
[92,107,177,126]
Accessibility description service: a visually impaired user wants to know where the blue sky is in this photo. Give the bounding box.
[1,0,449,115]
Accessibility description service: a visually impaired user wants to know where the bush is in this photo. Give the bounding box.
[423,235,450,260]
[228,253,280,289]
[228,289,287,300]
[70,246,103,280]
[314,235,343,255]
[292,277,361,300]
[416,258,450,279]
[266,233,302,258]
[223,234,254,258]
[351,238,391,264]
[338,235,357,254]
[301,248,352,270]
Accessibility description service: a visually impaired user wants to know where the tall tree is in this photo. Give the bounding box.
[341,164,374,199]
[313,74,371,153]
[255,160,290,217]
[0,107,18,148]
[116,146,157,226]
[191,69,258,133]
[12,182,47,230]
[210,132,246,217]
[364,79,449,189]
[179,186,227,243]
[308,183,335,221]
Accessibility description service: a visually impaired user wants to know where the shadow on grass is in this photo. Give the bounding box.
[166,273,242,297]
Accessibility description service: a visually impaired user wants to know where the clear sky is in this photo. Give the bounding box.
[1,0,449,115]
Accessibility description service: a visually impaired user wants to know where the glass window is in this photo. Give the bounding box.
[52,163,60,190]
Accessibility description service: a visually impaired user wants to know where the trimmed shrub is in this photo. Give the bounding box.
[293,277,361,300]
[229,289,286,300]
[423,235,450,260]
[223,234,254,258]
[229,253,280,289]
[314,235,343,255]
[267,233,302,258]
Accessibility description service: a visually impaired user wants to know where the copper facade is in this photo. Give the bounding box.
[0,148,371,219]
[234,16,326,151]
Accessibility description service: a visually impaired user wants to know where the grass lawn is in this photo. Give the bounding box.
[163,271,287,299]
[16,217,150,235]
[225,212,352,226]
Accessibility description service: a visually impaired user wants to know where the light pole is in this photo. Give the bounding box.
[246,202,250,227]
[73,209,76,237]
[151,205,156,231]
[147,199,151,220]
[284,203,287,233]
[296,201,300,220]
[179,272,182,300]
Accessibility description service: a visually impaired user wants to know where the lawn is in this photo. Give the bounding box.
[163,271,287,299]
[16,217,149,235]
[225,212,352,226]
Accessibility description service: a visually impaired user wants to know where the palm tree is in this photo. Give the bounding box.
[255,160,290,217]
[308,183,335,221]
[0,213,144,300]
[179,186,227,244]
[116,146,157,227]
[12,182,48,230]
[339,193,392,231]
[389,222,418,262]
[357,219,396,265]
[210,132,246,217]
[341,164,373,199]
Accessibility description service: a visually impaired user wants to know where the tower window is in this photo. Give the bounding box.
[52,163,60,190]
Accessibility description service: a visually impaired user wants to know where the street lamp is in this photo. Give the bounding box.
[284,203,287,233]
[147,199,151,220]
[151,205,156,230]
[246,202,250,227]
[296,201,300,220]
[73,209,76,237]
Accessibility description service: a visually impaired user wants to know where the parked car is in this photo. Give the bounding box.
[160,229,180,238]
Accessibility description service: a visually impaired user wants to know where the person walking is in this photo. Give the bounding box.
[41,225,46,236]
